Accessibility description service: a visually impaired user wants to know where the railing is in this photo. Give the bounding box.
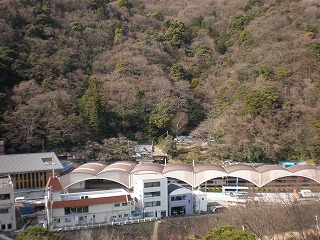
[52,217,162,231]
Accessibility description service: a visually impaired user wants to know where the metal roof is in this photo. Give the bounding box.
[99,161,137,174]
[0,152,63,174]
[131,162,164,174]
[256,165,287,173]
[224,164,257,173]
[72,162,106,175]
[163,163,193,173]
[194,164,226,173]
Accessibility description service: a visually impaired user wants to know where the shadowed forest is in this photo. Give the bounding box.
[1,0,320,163]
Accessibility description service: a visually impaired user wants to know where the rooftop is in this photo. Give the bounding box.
[61,188,129,201]
[134,173,166,181]
[0,152,63,174]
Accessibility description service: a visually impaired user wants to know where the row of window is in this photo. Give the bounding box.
[114,202,128,207]
[1,223,12,230]
[144,182,160,188]
[14,172,47,189]
[55,213,131,225]
[0,194,10,200]
[0,208,9,214]
[171,195,186,201]
[144,191,160,198]
[64,206,89,215]
[145,201,161,207]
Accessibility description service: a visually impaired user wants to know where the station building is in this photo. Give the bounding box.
[0,152,63,193]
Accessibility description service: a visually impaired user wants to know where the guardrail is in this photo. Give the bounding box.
[52,217,162,231]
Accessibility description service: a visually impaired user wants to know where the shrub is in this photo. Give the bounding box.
[229,14,251,32]
[237,29,249,46]
[170,64,186,80]
[258,65,274,80]
[25,26,44,38]
[215,41,228,55]
[71,22,85,32]
[305,42,320,60]
[163,19,191,47]
[147,11,164,21]
[276,67,291,80]
[117,0,133,9]
[245,86,281,116]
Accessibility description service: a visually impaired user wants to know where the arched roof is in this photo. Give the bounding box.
[163,163,193,173]
[60,161,320,189]
[71,162,106,175]
[194,164,226,173]
[256,165,287,173]
[224,164,257,173]
[287,165,318,172]
[131,162,164,174]
[99,161,137,174]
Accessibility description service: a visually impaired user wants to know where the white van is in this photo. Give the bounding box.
[14,196,26,203]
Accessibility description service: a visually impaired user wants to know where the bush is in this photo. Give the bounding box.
[237,29,249,46]
[276,67,291,80]
[229,14,251,32]
[215,41,228,55]
[163,19,191,47]
[245,86,281,116]
[305,42,320,60]
[258,65,274,80]
[147,11,164,21]
[71,22,85,32]
[117,0,133,9]
[17,226,60,240]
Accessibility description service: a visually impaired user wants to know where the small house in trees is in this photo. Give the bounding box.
[134,144,154,161]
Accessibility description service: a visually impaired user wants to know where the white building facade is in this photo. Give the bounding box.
[193,190,208,213]
[0,176,16,231]
[133,174,168,218]
[45,177,133,229]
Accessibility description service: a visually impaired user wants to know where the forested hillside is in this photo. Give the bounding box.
[0,0,319,162]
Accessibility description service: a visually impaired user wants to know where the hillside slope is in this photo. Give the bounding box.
[0,0,319,162]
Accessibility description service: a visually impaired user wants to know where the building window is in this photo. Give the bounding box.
[77,206,83,213]
[71,207,77,214]
[145,201,161,207]
[144,182,160,188]
[0,209,9,214]
[0,194,10,200]
[54,218,60,223]
[83,206,89,213]
[144,191,160,198]
[65,218,71,223]
[145,212,154,217]
[7,224,12,229]
[81,196,89,199]
[114,203,120,207]
[64,207,70,215]
[66,206,88,215]
[124,214,129,218]
[118,214,122,218]
[122,203,127,206]
[1,224,5,230]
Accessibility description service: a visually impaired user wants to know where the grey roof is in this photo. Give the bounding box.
[135,145,153,153]
[169,187,192,196]
[0,152,63,174]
